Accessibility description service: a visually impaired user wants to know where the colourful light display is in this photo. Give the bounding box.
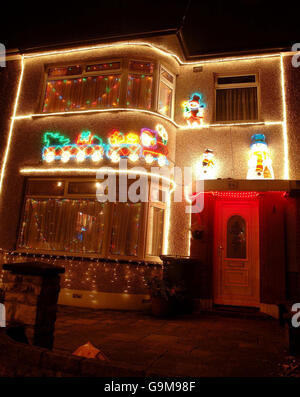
[182,93,206,127]
[42,124,168,166]
[247,134,274,179]
[195,149,216,179]
[42,131,105,164]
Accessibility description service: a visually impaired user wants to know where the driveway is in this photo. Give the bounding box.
[54,306,290,377]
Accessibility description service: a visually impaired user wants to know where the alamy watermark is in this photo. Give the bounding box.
[291,43,300,68]
[291,303,300,328]
[0,43,5,68]
[0,303,5,327]
[95,160,204,213]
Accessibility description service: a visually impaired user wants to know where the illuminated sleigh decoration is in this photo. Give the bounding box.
[42,124,168,166]
[43,131,105,163]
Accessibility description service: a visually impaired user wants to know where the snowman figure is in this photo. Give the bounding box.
[247,134,274,179]
[183,93,205,127]
[196,149,216,179]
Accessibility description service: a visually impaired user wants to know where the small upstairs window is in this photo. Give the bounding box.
[215,74,258,122]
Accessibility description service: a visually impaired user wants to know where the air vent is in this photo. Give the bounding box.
[193,66,203,73]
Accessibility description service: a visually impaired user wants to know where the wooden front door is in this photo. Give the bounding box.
[213,199,260,307]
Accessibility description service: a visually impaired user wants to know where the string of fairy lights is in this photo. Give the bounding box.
[0,250,162,294]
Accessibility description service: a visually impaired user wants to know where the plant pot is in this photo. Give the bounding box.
[151,297,175,318]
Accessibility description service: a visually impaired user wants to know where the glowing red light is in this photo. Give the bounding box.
[211,191,259,199]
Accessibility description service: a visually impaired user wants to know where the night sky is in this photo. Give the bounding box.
[1,0,300,56]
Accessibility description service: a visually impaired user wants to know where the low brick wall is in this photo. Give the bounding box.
[0,329,145,377]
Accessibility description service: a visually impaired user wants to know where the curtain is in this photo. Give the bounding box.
[216,87,258,121]
[43,74,121,113]
[126,74,153,109]
[19,198,109,254]
[110,203,142,256]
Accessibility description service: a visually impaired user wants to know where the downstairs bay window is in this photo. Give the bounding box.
[18,178,167,261]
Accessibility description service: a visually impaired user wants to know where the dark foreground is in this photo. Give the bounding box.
[53,306,295,377]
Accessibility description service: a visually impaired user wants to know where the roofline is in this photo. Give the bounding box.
[5,28,293,63]
[17,28,178,55]
[176,28,291,61]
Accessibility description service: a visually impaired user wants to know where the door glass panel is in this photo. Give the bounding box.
[226,215,246,259]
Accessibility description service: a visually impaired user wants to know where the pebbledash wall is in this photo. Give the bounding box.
[0,33,300,312]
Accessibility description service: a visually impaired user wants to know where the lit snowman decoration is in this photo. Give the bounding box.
[247,134,274,179]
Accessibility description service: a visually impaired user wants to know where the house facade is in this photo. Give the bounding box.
[0,33,300,317]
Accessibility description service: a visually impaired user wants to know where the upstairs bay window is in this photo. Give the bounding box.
[18,179,167,261]
[42,59,174,117]
[215,74,259,122]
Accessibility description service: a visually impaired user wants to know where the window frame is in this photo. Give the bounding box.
[144,200,167,261]
[17,177,166,263]
[39,58,124,114]
[214,72,260,123]
[39,58,174,118]
[157,65,176,119]
[225,214,248,260]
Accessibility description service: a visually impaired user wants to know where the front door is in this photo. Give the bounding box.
[213,199,260,307]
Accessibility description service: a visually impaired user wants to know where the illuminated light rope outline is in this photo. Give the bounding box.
[12,108,284,130]
[19,167,177,195]
[280,54,289,180]
[0,55,25,195]
[22,41,281,65]
[13,43,284,128]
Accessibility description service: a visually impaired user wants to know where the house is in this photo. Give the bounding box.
[0,31,299,317]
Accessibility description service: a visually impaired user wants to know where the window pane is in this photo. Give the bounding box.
[161,69,174,84]
[48,65,82,77]
[226,215,246,259]
[216,87,258,121]
[126,74,153,109]
[146,206,164,257]
[217,75,256,85]
[18,198,108,254]
[43,74,121,112]
[26,180,65,196]
[158,81,172,117]
[110,203,142,256]
[129,61,154,74]
[68,181,98,195]
[86,62,121,72]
